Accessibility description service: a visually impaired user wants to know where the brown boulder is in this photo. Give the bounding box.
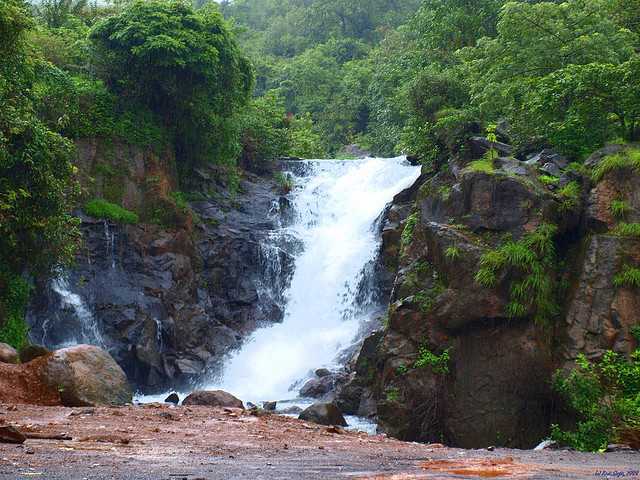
[19,344,51,363]
[43,345,132,407]
[0,343,18,364]
[298,402,347,426]
[182,390,244,409]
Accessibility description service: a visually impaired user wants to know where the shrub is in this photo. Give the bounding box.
[592,149,640,182]
[84,199,139,224]
[414,345,450,375]
[400,212,419,254]
[0,272,30,350]
[475,224,559,324]
[274,172,294,194]
[552,351,640,451]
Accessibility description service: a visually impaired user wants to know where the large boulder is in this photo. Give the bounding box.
[19,344,50,363]
[0,343,18,364]
[182,390,244,409]
[43,345,132,407]
[298,402,347,426]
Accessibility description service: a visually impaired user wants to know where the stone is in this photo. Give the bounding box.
[584,144,628,168]
[164,393,180,405]
[315,368,331,378]
[495,157,527,176]
[525,149,567,169]
[280,406,303,415]
[182,390,244,409]
[469,136,513,158]
[263,401,277,411]
[606,444,633,452]
[43,345,132,407]
[0,343,18,364]
[298,402,347,427]
[0,425,26,444]
[540,162,561,177]
[299,377,333,398]
[19,344,50,363]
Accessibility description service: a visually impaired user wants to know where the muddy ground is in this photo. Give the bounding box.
[0,403,638,479]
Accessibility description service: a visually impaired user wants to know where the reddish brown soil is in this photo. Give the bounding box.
[0,357,60,406]
[0,403,638,479]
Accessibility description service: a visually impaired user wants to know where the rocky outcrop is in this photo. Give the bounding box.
[338,144,639,449]
[43,345,132,407]
[27,138,293,393]
[182,390,244,409]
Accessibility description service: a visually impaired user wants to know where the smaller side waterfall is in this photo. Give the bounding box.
[43,277,105,348]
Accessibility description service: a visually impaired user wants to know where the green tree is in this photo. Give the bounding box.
[90,0,254,174]
[1,0,80,347]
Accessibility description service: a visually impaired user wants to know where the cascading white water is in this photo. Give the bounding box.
[210,156,421,403]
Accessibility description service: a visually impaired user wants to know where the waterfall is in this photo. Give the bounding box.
[46,277,105,348]
[211,156,421,402]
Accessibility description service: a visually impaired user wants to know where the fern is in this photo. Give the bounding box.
[400,212,419,254]
[610,200,631,220]
[445,246,460,261]
[614,223,640,238]
[614,265,640,289]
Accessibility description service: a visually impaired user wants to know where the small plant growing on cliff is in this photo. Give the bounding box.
[85,199,139,224]
[400,212,419,256]
[557,181,581,212]
[385,387,400,402]
[610,200,631,220]
[445,246,460,261]
[414,345,450,375]
[614,265,640,289]
[613,223,640,238]
[539,174,559,186]
[592,149,640,183]
[475,223,559,324]
[274,172,294,194]
[551,351,640,452]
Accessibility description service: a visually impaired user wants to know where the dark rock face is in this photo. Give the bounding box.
[0,426,26,444]
[337,145,639,449]
[164,393,180,405]
[298,402,347,426]
[27,139,294,393]
[19,345,50,364]
[182,390,244,409]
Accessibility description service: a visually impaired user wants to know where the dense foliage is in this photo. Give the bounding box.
[0,0,81,347]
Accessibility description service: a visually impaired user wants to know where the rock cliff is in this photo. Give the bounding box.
[337,143,640,448]
[27,139,292,392]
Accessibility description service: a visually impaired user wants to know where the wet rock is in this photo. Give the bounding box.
[495,157,527,176]
[280,406,302,415]
[315,368,331,378]
[526,149,567,169]
[0,343,18,364]
[0,425,26,444]
[164,393,180,405]
[298,402,347,427]
[182,390,244,409]
[300,377,333,398]
[43,345,132,407]
[540,162,561,177]
[19,344,50,363]
[263,401,277,411]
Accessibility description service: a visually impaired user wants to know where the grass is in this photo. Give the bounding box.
[558,181,581,212]
[475,223,559,324]
[610,200,631,220]
[539,174,559,186]
[84,198,139,224]
[445,246,460,261]
[614,265,640,289]
[592,148,640,182]
[466,158,495,174]
[613,223,640,238]
[274,172,294,193]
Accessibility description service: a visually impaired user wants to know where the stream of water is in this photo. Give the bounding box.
[207,157,421,405]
